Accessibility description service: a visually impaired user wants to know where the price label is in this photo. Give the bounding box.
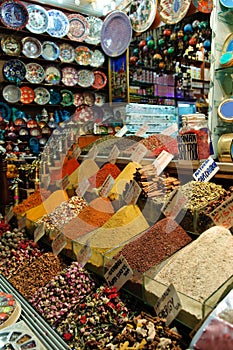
[99,174,115,197]
[76,177,90,197]
[162,123,178,136]
[154,284,182,326]
[5,206,14,224]
[76,239,92,267]
[124,179,142,205]
[88,145,98,160]
[18,214,26,230]
[130,143,147,163]
[115,125,128,137]
[162,188,188,220]
[208,194,233,229]
[108,145,120,163]
[72,146,81,159]
[135,123,148,137]
[153,150,174,175]
[193,157,219,182]
[104,255,133,291]
[52,232,66,256]
[34,222,45,243]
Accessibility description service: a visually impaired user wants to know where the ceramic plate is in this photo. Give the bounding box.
[20,86,35,104]
[59,42,75,63]
[90,49,105,67]
[34,87,50,105]
[25,62,45,84]
[44,66,61,85]
[94,92,106,106]
[85,16,103,45]
[49,89,61,104]
[61,66,79,86]
[22,36,42,58]
[74,105,93,122]
[92,70,107,89]
[47,9,69,38]
[42,41,60,60]
[3,84,21,103]
[219,0,232,8]
[0,0,29,30]
[222,33,233,53]
[0,101,11,121]
[73,92,84,106]
[192,0,213,13]
[3,59,26,83]
[77,69,95,88]
[101,11,132,57]
[83,91,95,106]
[1,36,21,55]
[159,0,191,24]
[218,99,233,122]
[128,0,156,32]
[67,14,89,42]
[26,4,49,33]
[60,89,74,106]
[75,46,92,65]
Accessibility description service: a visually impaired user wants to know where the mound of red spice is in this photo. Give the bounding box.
[88,162,121,188]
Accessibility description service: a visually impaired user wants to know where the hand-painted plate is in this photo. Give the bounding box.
[22,37,42,58]
[25,62,45,84]
[59,42,75,63]
[90,49,105,67]
[0,101,11,121]
[128,0,156,32]
[20,86,35,104]
[101,11,132,57]
[3,85,21,103]
[77,69,95,88]
[42,41,60,60]
[159,0,191,24]
[34,87,50,105]
[26,4,49,34]
[83,91,95,106]
[60,89,74,106]
[0,0,29,30]
[3,59,26,83]
[192,0,213,13]
[74,105,93,122]
[85,16,102,45]
[61,66,79,86]
[1,36,21,55]
[67,14,89,42]
[75,46,92,65]
[92,71,107,89]
[48,89,61,104]
[222,33,233,53]
[73,92,84,106]
[44,66,61,85]
[94,92,106,107]
[47,9,69,38]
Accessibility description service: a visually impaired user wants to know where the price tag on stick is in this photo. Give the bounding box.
[34,223,45,243]
[52,232,66,256]
[76,239,92,267]
[104,255,133,291]
[208,194,233,229]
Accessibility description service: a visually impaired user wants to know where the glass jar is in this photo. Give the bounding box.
[177,113,210,161]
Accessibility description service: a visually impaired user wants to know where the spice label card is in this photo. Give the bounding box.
[99,174,115,197]
[88,144,98,160]
[193,157,219,182]
[124,179,142,205]
[115,125,128,137]
[52,232,67,256]
[76,177,90,197]
[18,214,26,230]
[130,143,148,163]
[76,239,92,267]
[135,123,148,137]
[162,188,188,220]
[154,283,182,326]
[208,194,233,229]
[153,150,174,175]
[34,222,45,243]
[105,255,133,291]
[108,145,120,163]
[4,206,14,224]
[161,123,178,136]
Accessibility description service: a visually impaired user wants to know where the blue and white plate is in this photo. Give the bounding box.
[26,4,49,34]
[0,0,29,30]
[42,41,60,60]
[47,9,69,38]
[25,62,45,84]
[59,42,75,63]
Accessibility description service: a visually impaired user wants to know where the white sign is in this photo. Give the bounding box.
[153,150,174,175]
[105,255,133,291]
[162,123,178,136]
[193,157,219,182]
[154,284,182,326]
[108,145,120,163]
[162,189,188,220]
[99,174,115,197]
[135,123,148,137]
[208,194,233,229]
[115,125,128,137]
[34,222,45,243]
[76,239,92,267]
[52,232,66,256]
[88,145,98,160]
[130,143,147,163]
[124,179,142,205]
[76,177,90,197]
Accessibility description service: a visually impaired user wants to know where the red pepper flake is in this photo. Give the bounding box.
[80,315,86,324]
[63,333,73,341]
[107,302,116,309]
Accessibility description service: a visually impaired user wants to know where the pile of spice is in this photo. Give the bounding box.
[81,135,117,153]
[113,218,192,274]
[56,285,130,349]
[50,158,80,182]
[104,312,183,350]
[63,197,114,240]
[9,252,67,300]
[13,188,51,215]
[140,134,178,157]
[30,262,96,326]
[88,162,121,188]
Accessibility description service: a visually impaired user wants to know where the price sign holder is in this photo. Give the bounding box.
[99,174,115,198]
[124,179,142,205]
[193,157,219,182]
[18,214,26,230]
[52,232,66,256]
[5,206,14,224]
[76,239,92,267]
[162,189,188,220]
[76,177,90,197]
[153,150,174,175]
[208,194,233,229]
[34,222,45,243]
[105,255,133,290]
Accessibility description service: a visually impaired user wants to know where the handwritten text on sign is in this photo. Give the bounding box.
[34,222,45,243]
[99,174,115,197]
[130,143,147,163]
[124,179,142,205]
[162,189,188,220]
[135,123,148,137]
[52,232,66,256]
[208,194,233,229]
[105,255,133,291]
[193,157,219,182]
[154,284,182,326]
[153,150,174,176]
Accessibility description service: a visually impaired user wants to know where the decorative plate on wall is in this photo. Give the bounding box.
[42,41,60,60]
[44,66,61,85]
[73,92,84,106]
[61,66,79,86]
[1,36,21,55]
[222,33,233,53]
[75,46,92,65]
[22,37,42,58]
[25,62,45,84]
[47,9,69,38]
[48,88,61,104]
[3,59,26,83]
[159,0,191,24]
[67,14,89,42]
[59,42,75,63]
[90,49,105,68]
[77,69,95,88]
[26,4,49,34]
[128,0,157,33]
[34,87,50,105]
[20,86,35,104]
[192,0,213,13]
[0,0,29,30]
[218,99,233,122]
[60,89,74,106]
[3,85,21,103]
[85,16,102,45]
[92,70,107,89]
[101,11,132,57]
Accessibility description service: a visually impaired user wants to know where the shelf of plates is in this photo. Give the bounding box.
[0,0,108,155]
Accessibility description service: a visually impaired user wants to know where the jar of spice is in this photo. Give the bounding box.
[177,113,210,161]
